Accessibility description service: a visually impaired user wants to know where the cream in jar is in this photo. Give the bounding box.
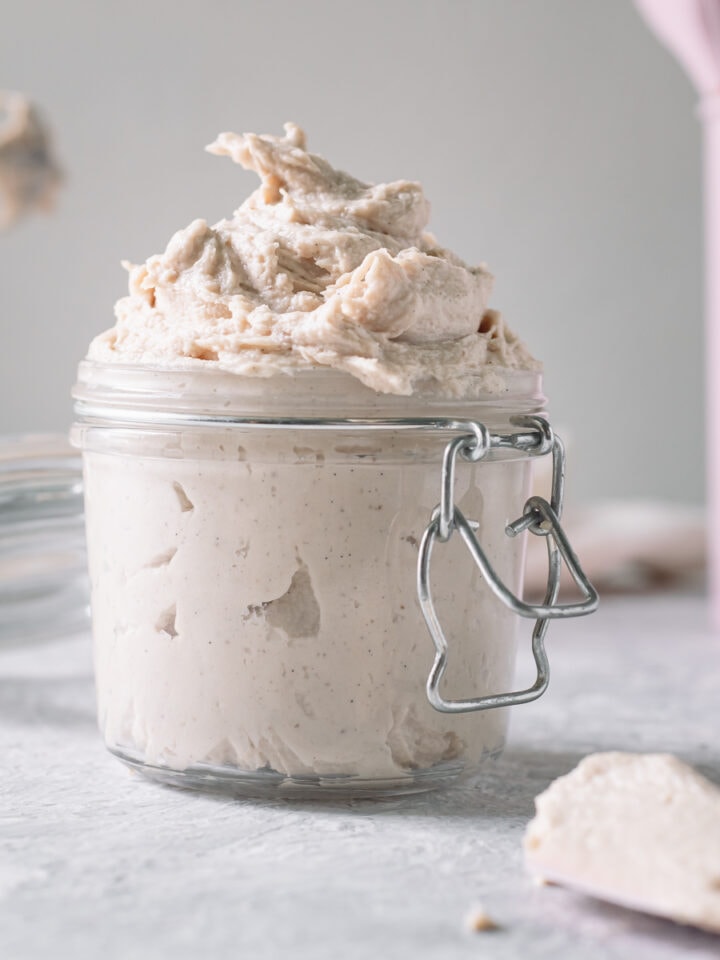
[74,125,581,797]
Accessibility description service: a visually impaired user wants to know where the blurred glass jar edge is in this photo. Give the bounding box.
[72,359,545,799]
[0,433,89,647]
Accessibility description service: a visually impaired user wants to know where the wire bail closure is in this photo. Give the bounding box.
[418,415,598,715]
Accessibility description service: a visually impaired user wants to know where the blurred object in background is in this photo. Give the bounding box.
[525,500,705,598]
[634,0,720,624]
[526,429,705,597]
[0,90,62,229]
[0,435,88,645]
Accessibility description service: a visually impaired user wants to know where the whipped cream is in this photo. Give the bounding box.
[0,91,61,229]
[89,123,538,396]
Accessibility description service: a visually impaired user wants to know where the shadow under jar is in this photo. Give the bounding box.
[71,362,595,799]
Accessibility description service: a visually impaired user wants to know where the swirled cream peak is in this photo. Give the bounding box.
[90,123,538,395]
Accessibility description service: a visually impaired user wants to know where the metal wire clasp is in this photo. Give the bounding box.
[417,415,598,714]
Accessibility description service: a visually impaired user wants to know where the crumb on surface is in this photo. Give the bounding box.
[532,874,551,887]
[464,905,499,932]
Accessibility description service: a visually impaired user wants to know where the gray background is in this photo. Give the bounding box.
[0,0,703,504]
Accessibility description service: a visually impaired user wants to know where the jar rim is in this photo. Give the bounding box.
[73,359,546,422]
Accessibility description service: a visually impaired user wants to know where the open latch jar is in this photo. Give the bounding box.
[71,361,596,798]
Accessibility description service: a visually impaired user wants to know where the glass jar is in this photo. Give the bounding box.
[71,361,596,798]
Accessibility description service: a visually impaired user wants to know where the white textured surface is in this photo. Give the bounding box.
[2,592,720,959]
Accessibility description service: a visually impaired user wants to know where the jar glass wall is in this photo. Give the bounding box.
[72,362,546,798]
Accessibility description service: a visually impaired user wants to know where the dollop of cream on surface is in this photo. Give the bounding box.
[524,752,720,934]
[89,123,538,395]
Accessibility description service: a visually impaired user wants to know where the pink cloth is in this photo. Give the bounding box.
[635,0,720,624]
[635,0,720,95]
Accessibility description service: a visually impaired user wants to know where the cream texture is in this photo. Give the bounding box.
[80,125,539,787]
[524,752,720,934]
[0,91,61,229]
[82,428,530,782]
[89,123,538,396]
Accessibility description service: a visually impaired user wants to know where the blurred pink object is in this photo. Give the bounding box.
[635,0,720,92]
[635,0,720,624]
